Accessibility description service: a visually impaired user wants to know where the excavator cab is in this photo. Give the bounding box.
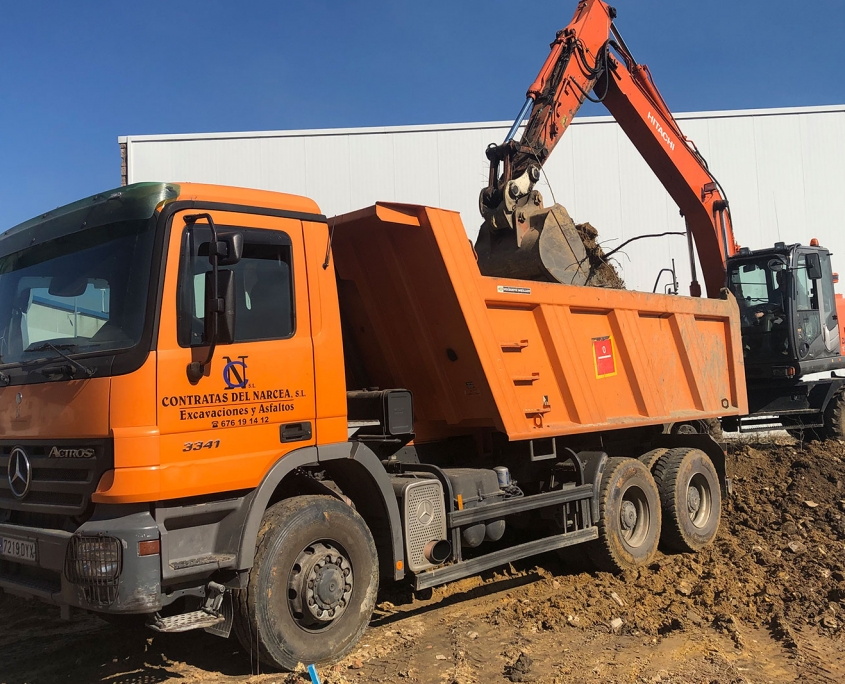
[727,243,843,381]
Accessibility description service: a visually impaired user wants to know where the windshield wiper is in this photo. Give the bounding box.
[24,342,95,378]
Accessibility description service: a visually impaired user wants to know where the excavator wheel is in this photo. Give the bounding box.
[819,390,845,442]
[586,457,661,573]
[783,390,845,443]
[652,448,721,553]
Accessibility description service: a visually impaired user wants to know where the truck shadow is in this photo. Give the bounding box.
[0,553,593,683]
[0,595,248,684]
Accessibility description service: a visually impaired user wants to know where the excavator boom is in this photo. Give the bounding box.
[477,0,738,298]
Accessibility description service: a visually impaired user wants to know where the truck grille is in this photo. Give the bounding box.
[0,440,113,517]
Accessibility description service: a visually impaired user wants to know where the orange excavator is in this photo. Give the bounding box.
[477,0,845,438]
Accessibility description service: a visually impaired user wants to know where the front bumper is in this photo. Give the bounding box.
[0,507,162,613]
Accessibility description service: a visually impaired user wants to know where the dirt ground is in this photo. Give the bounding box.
[5,436,845,684]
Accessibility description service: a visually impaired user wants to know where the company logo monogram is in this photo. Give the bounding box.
[7,447,32,500]
[222,355,249,390]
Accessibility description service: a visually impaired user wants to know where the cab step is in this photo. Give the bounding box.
[148,610,225,633]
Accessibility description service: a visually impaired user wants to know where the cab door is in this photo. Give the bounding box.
[817,250,840,355]
[793,249,837,360]
[155,208,316,500]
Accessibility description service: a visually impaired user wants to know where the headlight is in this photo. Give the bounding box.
[64,534,122,583]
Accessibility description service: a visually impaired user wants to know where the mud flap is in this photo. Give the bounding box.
[204,592,233,639]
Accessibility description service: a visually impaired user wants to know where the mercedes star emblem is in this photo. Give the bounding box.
[7,446,32,500]
[416,499,434,526]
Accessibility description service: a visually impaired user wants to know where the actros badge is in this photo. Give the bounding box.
[222,355,249,390]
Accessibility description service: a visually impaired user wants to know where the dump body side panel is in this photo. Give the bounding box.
[332,203,746,442]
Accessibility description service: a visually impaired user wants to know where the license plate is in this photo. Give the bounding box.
[0,536,37,563]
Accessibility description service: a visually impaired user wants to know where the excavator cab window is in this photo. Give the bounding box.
[794,253,821,358]
[793,250,840,360]
[728,258,791,360]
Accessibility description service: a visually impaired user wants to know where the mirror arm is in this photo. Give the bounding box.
[184,213,221,383]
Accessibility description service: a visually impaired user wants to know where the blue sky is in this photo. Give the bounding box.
[1,0,842,230]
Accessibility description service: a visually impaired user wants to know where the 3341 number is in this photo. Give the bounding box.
[183,440,221,452]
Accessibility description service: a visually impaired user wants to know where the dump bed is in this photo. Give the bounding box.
[332,203,747,443]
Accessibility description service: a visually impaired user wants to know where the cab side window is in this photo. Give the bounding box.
[177,225,295,346]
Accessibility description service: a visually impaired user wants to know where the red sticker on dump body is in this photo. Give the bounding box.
[592,336,617,379]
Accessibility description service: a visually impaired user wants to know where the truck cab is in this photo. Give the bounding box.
[0,182,346,614]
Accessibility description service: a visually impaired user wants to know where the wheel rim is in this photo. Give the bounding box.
[675,423,698,435]
[686,473,712,528]
[619,485,650,549]
[288,541,354,632]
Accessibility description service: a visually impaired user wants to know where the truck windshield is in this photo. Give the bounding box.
[0,218,156,366]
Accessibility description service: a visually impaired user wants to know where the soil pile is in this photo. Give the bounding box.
[576,221,625,289]
[473,436,845,645]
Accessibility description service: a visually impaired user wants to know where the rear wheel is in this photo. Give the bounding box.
[639,448,669,472]
[587,458,661,573]
[652,448,721,552]
[234,495,379,671]
[820,390,845,441]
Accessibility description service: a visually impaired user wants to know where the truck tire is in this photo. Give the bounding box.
[234,495,379,671]
[639,448,669,472]
[587,457,661,573]
[652,448,720,552]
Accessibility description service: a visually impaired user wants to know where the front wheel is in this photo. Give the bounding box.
[234,495,379,671]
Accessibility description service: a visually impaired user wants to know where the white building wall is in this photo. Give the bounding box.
[121,105,845,294]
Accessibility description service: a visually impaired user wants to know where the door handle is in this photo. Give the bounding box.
[280,421,312,443]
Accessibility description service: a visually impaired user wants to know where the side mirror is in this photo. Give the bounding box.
[201,233,243,265]
[806,252,823,280]
[49,274,88,298]
[204,269,236,345]
[767,258,786,272]
[218,232,244,266]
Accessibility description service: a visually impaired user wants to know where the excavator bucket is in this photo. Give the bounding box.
[474,200,623,288]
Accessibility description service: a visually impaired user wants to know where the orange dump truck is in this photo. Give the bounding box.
[0,183,745,669]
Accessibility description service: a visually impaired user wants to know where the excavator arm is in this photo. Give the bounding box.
[477,0,738,298]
